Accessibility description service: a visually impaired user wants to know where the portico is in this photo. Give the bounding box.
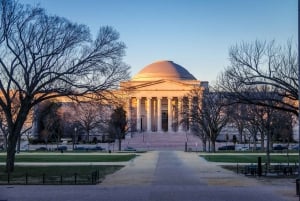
[120,60,208,133]
[128,96,188,132]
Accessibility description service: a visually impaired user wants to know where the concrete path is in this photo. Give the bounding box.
[0,151,298,201]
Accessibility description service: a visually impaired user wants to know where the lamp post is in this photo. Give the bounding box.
[73,127,77,150]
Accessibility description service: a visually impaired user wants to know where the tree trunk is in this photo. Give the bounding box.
[6,133,19,173]
[260,133,265,151]
[202,141,207,152]
[266,131,271,169]
[118,138,122,151]
[3,132,7,150]
[5,105,29,173]
[211,140,216,152]
[87,130,90,143]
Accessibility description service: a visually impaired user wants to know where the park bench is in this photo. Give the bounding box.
[265,164,298,176]
[243,165,258,176]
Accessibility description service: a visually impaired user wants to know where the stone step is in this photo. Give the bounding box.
[122,132,203,150]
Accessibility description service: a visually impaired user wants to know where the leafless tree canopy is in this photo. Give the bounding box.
[189,87,229,152]
[0,0,130,172]
[218,40,298,115]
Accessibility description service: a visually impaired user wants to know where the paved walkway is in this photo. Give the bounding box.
[0,151,298,201]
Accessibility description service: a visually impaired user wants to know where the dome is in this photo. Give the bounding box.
[131,60,196,81]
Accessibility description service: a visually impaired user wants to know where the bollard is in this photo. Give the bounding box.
[43,173,45,184]
[296,179,300,196]
[257,157,262,177]
[74,173,77,184]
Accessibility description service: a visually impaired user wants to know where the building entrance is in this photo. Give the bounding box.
[162,110,168,132]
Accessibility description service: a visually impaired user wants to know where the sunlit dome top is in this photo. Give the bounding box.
[131,60,196,81]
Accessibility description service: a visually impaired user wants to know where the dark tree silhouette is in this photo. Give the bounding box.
[0,0,130,172]
[218,40,298,115]
[70,102,108,143]
[189,87,229,152]
[38,101,63,144]
[108,106,127,151]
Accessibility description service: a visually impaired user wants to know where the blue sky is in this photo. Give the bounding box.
[19,0,297,83]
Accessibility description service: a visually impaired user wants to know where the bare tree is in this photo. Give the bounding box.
[241,104,261,150]
[38,101,63,145]
[218,40,298,115]
[0,0,130,172]
[246,101,293,168]
[189,87,229,152]
[107,106,127,151]
[71,102,109,143]
[228,104,247,143]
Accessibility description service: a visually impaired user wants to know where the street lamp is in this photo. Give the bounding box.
[73,127,77,150]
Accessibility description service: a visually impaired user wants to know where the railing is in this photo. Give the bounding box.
[235,163,299,176]
[0,170,101,185]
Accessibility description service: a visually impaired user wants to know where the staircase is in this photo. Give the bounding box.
[122,132,203,151]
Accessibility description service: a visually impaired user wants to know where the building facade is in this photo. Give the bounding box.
[120,60,208,133]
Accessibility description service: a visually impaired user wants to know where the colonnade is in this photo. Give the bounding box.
[127,96,193,133]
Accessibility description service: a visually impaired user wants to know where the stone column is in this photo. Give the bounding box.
[136,97,141,132]
[147,97,152,132]
[157,97,162,132]
[178,97,183,132]
[168,97,172,132]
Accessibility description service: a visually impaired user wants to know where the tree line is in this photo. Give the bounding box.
[188,40,297,168]
[0,0,130,173]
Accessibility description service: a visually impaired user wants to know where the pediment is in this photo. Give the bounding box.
[124,79,199,91]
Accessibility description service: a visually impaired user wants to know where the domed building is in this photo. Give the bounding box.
[120,60,208,133]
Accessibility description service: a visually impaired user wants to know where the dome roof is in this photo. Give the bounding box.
[131,60,196,81]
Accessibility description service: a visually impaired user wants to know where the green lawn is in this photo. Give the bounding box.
[0,165,123,184]
[0,154,136,184]
[202,154,298,163]
[0,154,136,163]
[0,165,121,175]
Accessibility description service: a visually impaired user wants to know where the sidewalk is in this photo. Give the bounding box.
[1,151,298,201]
[102,151,298,201]
[101,151,159,186]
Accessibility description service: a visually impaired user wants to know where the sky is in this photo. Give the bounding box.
[19,0,297,84]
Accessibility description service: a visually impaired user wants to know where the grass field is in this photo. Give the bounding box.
[202,154,298,163]
[0,154,136,184]
[0,154,137,163]
[0,165,123,184]
[0,165,122,175]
